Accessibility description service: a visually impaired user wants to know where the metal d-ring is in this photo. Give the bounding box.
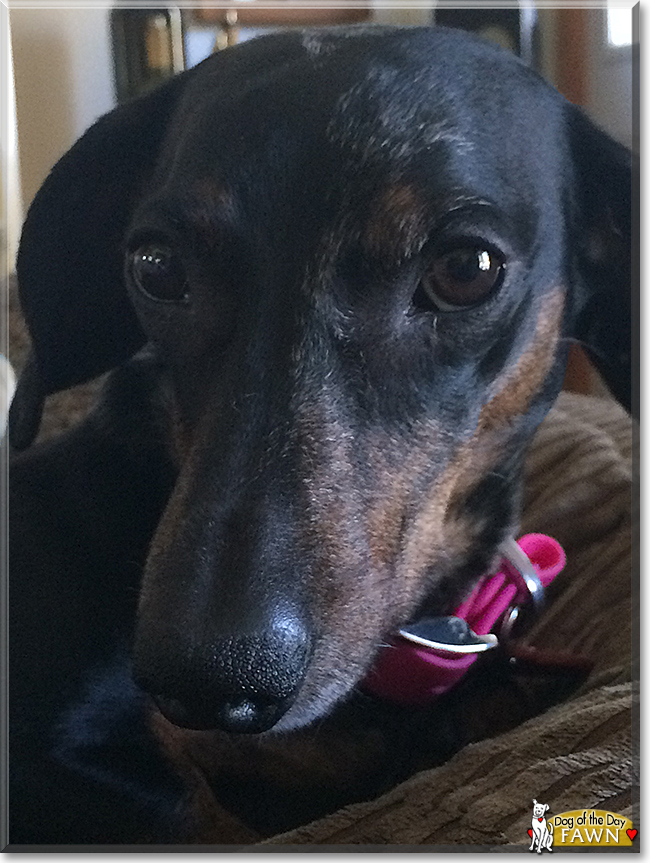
[498,537,545,643]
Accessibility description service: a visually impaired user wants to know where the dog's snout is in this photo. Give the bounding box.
[135,616,312,733]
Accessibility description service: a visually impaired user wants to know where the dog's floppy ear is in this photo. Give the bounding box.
[567,105,635,413]
[10,72,189,449]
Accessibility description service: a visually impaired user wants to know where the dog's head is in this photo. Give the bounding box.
[11,28,632,734]
[533,800,550,818]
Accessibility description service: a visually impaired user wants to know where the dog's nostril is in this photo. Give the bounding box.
[223,698,257,726]
[153,692,287,733]
[220,698,282,733]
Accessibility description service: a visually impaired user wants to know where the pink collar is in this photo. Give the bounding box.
[362,534,566,706]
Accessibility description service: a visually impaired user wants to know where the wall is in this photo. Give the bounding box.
[583,8,633,148]
[1,7,21,274]
[537,6,632,148]
[371,2,432,26]
[10,6,116,212]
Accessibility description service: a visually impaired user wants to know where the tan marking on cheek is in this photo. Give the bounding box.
[296,401,368,604]
[364,431,444,571]
[479,289,565,431]
[294,400,439,650]
[297,401,484,625]
[401,290,566,587]
[400,460,467,589]
[365,492,408,568]
[365,183,428,263]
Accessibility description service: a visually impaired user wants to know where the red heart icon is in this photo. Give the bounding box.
[528,829,533,838]
[538,817,544,822]
[627,829,637,841]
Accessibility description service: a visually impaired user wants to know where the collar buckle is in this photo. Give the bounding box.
[497,536,546,645]
[398,537,548,656]
[361,534,566,706]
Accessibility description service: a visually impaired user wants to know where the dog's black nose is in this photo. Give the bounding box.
[135,616,312,733]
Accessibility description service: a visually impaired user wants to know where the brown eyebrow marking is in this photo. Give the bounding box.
[364,183,429,265]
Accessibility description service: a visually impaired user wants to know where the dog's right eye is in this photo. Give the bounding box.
[129,246,189,303]
[416,246,505,312]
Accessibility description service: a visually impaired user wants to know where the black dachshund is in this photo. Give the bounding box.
[8,26,631,846]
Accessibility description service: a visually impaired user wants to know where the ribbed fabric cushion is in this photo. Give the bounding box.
[261,684,635,848]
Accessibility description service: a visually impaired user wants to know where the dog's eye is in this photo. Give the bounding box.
[418,247,505,311]
[130,246,188,303]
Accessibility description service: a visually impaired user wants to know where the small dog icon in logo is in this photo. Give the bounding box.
[529,799,554,853]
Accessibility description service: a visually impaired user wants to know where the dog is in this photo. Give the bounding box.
[530,800,554,853]
[8,26,631,845]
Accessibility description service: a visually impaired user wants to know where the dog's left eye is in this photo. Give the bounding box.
[417,247,505,311]
[129,246,189,303]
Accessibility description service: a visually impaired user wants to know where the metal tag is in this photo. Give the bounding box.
[398,616,499,654]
